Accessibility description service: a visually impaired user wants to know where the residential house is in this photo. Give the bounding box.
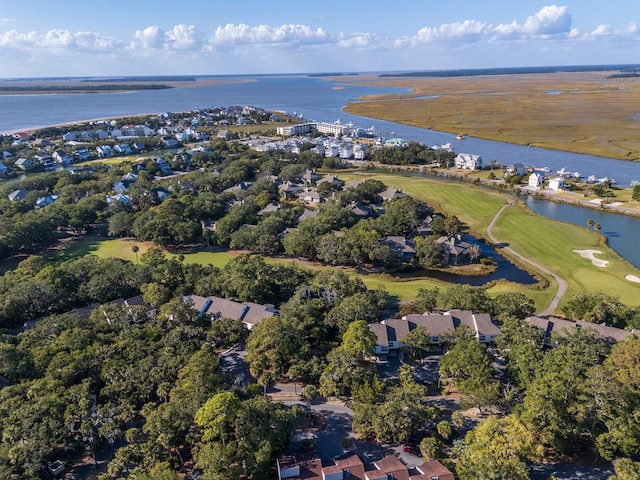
[14,158,35,171]
[217,130,233,140]
[52,151,73,165]
[454,153,483,170]
[324,144,340,158]
[154,157,172,174]
[0,161,7,176]
[132,141,146,152]
[161,136,180,148]
[379,186,409,201]
[548,176,565,191]
[258,203,281,215]
[435,234,472,265]
[35,194,59,209]
[297,209,319,223]
[348,201,374,218]
[382,236,417,261]
[279,181,305,200]
[106,194,131,205]
[73,148,91,161]
[114,144,133,155]
[319,174,345,189]
[300,187,322,204]
[528,172,545,188]
[151,187,170,202]
[370,309,501,355]
[526,316,635,346]
[96,145,113,158]
[300,169,322,185]
[277,454,454,480]
[8,189,29,201]
[505,163,526,177]
[101,295,156,324]
[353,143,367,160]
[182,294,278,330]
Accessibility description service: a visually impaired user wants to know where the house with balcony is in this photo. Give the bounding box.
[454,153,483,170]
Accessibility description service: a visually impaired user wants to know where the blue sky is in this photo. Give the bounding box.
[1,1,639,77]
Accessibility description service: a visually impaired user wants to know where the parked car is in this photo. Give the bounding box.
[402,444,420,455]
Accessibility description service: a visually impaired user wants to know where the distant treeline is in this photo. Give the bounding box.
[0,84,173,92]
[79,76,197,82]
[380,64,640,78]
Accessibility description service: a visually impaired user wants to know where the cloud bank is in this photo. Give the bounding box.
[0,5,638,75]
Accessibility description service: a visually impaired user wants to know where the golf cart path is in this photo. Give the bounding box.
[486,201,567,317]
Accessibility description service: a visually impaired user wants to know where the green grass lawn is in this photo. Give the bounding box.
[491,204,640,308]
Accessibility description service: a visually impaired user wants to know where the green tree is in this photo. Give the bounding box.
[456,415,544,480]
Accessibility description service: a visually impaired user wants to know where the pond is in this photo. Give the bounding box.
[425,235,538,286]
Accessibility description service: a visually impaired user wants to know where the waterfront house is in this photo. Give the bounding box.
[528,172,545,189]
[548,176,565,191]
[454,153,483,170]
[435,234,472,265]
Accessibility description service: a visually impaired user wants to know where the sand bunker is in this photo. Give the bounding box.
[625,275,640,283]
[573,249,609,267]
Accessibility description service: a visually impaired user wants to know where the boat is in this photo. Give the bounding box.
[456,134,465,140]
[587,175,596,183]
[534,166,550,173]
[571,171,582,179]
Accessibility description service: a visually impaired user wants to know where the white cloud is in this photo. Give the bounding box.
[522,5,572,35]
[0,29,121,51]
[337,32,375,48]
[133,26,165,49]
[212,23,331,45]
[0,17,14,26]
[398,19,490,46]
[132,24,205,51]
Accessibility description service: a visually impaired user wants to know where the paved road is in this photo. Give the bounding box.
[486,201,568,316]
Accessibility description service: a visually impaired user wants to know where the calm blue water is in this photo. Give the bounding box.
[523,196,640,269]
[2,75,640,187]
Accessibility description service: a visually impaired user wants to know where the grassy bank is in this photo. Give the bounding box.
[340,71,640,161]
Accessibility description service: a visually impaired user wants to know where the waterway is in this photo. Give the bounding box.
[1,75,640,186]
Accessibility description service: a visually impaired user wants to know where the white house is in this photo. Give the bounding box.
[454,153,483,170]
[548,176,565,191]
[528,172,545,188]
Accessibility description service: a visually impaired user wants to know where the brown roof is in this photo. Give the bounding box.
[410,460,455,480]
[333,454,366,479]
[372,455,410,480]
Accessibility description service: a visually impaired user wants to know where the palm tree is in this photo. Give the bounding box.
[132,245,139,264]
[587,218,594,230]
[594,223,601,232]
